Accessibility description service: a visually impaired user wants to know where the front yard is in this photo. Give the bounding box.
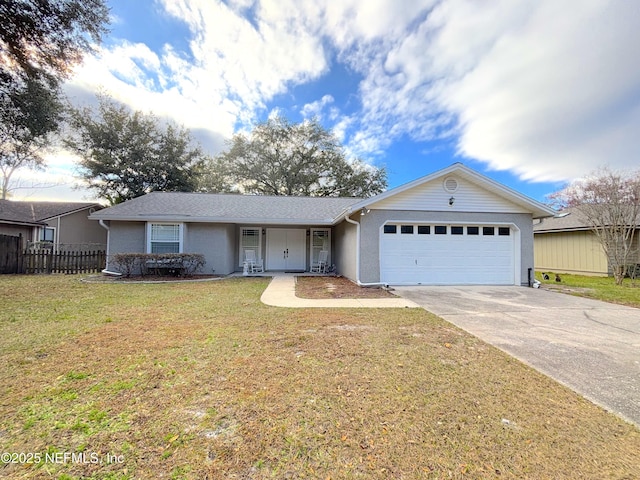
[537,272,640,308]
[0,275,638,479]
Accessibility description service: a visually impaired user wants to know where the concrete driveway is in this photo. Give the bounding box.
[394,285,640,427]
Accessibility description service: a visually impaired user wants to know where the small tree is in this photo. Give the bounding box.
[66,95,208,204]
[549,167,640,285]
[205,116,387,197]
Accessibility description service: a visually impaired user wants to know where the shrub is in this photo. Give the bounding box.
[111,253,206,277]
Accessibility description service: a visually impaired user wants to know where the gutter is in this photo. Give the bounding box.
[98,219,117,275]
[343,211,388,288]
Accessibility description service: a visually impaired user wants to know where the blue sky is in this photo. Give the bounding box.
[15,0,640,203]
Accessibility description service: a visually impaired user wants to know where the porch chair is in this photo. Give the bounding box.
[244,249,264,273]
[310,250,329,273]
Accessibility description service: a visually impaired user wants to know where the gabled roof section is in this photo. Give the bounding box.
[90,192,361,225]
[341,163,556,220]
[0,200,102,224]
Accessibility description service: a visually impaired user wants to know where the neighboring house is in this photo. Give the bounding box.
[90,163,555,285]
[0,200,107,250]
[534,207,640,276]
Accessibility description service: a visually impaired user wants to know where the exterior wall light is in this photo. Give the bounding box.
[449,197,455,206]
[360,207,370,216]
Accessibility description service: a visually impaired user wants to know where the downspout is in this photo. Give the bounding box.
[98,219,120,276]
[343,211,388,287]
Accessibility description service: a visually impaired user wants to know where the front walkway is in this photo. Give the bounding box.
[260,274,419,308]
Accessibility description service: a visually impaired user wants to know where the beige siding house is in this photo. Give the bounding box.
[534,207,640,276]
[0,200,106,250]
[92,164,555,285]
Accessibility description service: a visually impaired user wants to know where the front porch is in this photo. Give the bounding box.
[238,226,334,274]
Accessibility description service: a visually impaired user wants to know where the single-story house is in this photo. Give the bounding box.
[534,207,640,276]
[90,163,555,285]
[0,200,107,250]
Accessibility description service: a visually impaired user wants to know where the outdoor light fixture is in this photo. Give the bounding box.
[449,197,455,206]
[360,207,370,216]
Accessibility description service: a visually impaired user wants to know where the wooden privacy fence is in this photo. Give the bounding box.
[22,250,106,274]
[0,234,23,274]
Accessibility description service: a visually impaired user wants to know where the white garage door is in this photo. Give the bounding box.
[380,224,515,285]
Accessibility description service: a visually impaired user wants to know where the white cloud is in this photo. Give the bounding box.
[301,94,334,119]
[347,0,640,182]
[47,0,639,204]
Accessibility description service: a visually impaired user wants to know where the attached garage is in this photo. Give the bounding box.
[380,223,518,285]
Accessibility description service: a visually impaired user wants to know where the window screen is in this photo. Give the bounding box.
[150,224,180,253]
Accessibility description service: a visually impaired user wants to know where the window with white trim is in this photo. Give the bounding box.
[239,227,261,266]
[40,227,55,243]
[148,223,182,253]
[311,228,331,265]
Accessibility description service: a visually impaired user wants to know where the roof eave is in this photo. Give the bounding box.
[0,219,45,227]
[90,215,336,225]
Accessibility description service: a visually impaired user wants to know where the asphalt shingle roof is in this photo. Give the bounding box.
[0,200,101,225]
[534,206,640,232]
[90,192,362,225]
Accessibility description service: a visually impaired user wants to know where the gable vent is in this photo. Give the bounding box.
[443,177,459,193]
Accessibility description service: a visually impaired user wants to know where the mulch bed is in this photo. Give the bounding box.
[82,274,221,283]
[295,275,397,299]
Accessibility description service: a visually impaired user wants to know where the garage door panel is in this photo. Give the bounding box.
[380,224,515,285]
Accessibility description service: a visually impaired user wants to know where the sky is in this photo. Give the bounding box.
[11,0,640,203]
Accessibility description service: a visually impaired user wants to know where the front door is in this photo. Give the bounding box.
[266,228,306,271]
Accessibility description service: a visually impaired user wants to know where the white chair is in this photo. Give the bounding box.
[244,249,264,273]
[310,250,328,273]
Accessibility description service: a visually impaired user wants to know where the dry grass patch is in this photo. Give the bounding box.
[0,275,638,479]
[295,275,396,299]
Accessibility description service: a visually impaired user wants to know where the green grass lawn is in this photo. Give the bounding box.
[536,271,640,308]
[1,275,638,479]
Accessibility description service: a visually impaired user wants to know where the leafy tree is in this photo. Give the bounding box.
[205,116,387,197]
[549,167,640,285]
[0,77,63,199]
[0,0,110,196]
[0,0,109,86]
[65,95,208,204]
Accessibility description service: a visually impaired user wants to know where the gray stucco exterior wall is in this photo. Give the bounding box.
[358,210,534,285]
[334,218,358,281]
[186,223,235,275]
[105,221,145,270]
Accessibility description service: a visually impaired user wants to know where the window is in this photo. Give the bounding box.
[40,227,55,243]
[400,225,414,234]
[149,223,182,253]
[467,226,479,235]
[240,227,261,266]
[311,228,330,265]
[383,225,397,234]
[483,227,495,236]
[498,227,511,236]
[435,225,447,235]
[451,226,464,235]
[417,225,430,235]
